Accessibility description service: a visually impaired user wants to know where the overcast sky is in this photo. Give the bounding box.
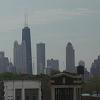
[0,0,100,72]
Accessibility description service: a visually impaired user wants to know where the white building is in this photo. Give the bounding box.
[14,41,27,74]
[66,42,75,73]
[3,80,41,100]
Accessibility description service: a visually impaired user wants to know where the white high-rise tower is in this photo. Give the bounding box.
[66,42,75,73]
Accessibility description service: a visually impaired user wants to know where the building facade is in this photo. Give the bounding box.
[14,41,27,74]
[66,42,75,73]
[50,72,82,100]
[22,26,32,74]
[0,72,82,100]
[37,43,45,75]
[3,80,41,100]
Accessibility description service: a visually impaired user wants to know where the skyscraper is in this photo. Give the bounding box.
[90,55,100,77]
[0,51,9,73]
[37,43,45,74]
[14,41,27,74]
[47,58,59,75]
[22,26,32,74]
[66,42,75,73]
[47,58,59,71]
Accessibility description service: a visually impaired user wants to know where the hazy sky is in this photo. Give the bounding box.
[0,0,100,72]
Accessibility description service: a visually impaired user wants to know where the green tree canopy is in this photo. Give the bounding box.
[82,76,100,95]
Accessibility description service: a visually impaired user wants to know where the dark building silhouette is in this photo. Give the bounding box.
[77,65,84,75]
[22,26,32,74]
[77,60,90,81]
[77,60,85,75]
[37,43,45,74]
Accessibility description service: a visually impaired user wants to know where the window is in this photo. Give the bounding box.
[15,89,22,100]
[25,89,39,100]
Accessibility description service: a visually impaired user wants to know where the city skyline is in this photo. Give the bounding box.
[0,0,99,71]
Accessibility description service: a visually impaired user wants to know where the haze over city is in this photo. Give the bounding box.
[0,0,99,72]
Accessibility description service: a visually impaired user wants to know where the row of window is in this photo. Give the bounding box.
[55,88,73,100]
[15,89,39,100]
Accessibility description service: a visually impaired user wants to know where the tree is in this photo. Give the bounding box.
[50,70,60,75]
[82,76,100,96]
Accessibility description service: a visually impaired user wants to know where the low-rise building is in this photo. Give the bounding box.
[50,72,82,100]
[4,80,41,100]
[0,72,82,100]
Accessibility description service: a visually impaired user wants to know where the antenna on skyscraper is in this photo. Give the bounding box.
[24,13,28,27]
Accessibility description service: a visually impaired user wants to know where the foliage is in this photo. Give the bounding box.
[50,70,60,75]
[82,76,100,95]
[0,72,36,80]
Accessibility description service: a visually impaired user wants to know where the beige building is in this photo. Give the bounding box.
[4,80,41,100]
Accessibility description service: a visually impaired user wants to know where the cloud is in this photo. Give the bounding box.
[0,8,99,32]
[30,8,100,24]
[76,8,100,16]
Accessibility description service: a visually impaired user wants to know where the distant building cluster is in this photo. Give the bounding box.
[0,22,96,81]
[0,17,98,100]
[14,25,32,74]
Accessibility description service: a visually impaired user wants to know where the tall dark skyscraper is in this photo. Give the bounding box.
[37,43,45,74]
[22,26,32,74]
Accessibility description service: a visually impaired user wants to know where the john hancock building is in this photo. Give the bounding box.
[22,25,32,74]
